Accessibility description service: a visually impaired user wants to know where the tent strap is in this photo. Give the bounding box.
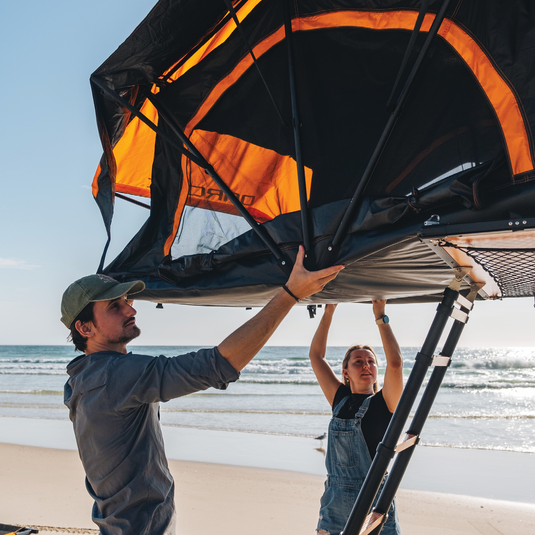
[341,266,472,535]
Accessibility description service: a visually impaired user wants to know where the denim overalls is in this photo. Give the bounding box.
[317,394,401,535]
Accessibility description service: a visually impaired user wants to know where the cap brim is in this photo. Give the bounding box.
[91,280,146,302]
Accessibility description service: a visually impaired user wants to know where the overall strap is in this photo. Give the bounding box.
[332,395,351,417]
[355,394,374,420]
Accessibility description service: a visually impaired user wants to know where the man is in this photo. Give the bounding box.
[61,246,343,535]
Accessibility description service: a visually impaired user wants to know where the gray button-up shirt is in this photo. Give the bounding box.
[64,347,239,535]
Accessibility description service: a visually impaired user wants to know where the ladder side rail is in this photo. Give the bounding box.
[341,286,459,535]
[369,314,468,534]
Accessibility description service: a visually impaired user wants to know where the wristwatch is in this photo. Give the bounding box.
[375,315,389,325]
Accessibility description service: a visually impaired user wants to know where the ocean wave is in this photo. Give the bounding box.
[0,370,67,376]
[156,424,535,452]
[0,403,65,410]
[451,358,535,370]
[419,441,535,454]
[438,381,535,389]
[161,408,330,416]
[0,389,63,396]
[0,357,70,364]
[237,377,319,385]
[425,413,535,419]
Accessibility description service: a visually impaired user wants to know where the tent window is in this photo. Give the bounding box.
[415,163,476,193]
[171,206,251,259]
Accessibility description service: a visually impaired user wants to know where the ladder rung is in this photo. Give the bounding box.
[451,306,468,323]
[358,511,385,535]
[432,355,451,367]
[395,433,418,453]
[456,293,473,310]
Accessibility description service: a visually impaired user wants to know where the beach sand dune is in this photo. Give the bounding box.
[1,443,534,535]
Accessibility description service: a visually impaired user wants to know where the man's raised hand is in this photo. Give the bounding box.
[285,246,344,300]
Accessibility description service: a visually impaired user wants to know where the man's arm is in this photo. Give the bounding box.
[217,246,344,371]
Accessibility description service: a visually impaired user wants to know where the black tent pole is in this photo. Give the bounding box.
[91,76,205,167]
[385,0,432,110]
[340,266,469,535]
[319,0,452,268]
[282,0,314,269]
[92,77,293,275]
[115,192,150,210]
[222,0,287,127]
[361,282,483,535]
[142,92,294,276]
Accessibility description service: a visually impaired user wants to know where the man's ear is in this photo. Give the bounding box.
[75,319,95,339]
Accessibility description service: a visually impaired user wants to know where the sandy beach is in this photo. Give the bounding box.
[1,432,535,535]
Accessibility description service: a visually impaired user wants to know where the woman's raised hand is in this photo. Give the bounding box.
[324,303,338,316]
[372,299,387,320]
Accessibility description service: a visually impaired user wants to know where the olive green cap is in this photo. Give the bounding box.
[60,274,145,328]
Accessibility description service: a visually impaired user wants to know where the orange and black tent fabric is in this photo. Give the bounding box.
[90,0,535,306]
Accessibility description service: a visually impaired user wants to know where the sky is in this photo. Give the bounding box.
[0,1,533,349]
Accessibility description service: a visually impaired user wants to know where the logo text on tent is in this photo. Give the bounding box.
[189,185,255,206]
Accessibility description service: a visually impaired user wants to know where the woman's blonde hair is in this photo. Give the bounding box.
[342,345,379,393]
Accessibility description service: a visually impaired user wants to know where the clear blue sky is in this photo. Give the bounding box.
[0,1,533,348]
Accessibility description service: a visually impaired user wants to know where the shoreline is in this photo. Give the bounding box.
[1,442,535,535]
[0,416,534,504]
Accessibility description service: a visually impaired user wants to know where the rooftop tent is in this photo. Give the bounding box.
[90,0,535,306]
[88,3,535,532]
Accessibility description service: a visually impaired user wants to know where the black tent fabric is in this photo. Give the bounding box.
[90,0,535,305]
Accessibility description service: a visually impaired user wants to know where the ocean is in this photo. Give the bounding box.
[0,345,534,454]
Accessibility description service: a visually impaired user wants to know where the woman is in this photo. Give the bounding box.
[310,301,403,535]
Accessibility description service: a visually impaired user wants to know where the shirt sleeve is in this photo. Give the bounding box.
[109,347,240,407]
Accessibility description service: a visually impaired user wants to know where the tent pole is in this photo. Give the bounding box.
[116,192,150,210]
[143,92,293,275]
[319,0,453,268]
[355,282,483,535]
[283,0,315,269]
[340,266,469,535]
[91,76,204,167]
[92,77,293,275]
[386,0,432,110]
[222,0,287,127]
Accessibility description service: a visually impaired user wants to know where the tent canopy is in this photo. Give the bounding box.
[90,0,535,306]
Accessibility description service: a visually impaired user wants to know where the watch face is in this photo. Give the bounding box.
[383,315,390,324]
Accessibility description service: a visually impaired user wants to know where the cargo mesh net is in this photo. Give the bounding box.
[441,243,535,298]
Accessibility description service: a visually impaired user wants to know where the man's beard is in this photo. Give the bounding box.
[113,324,141,346]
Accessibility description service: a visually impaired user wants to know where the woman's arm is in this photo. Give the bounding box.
[373,300,404,413]
[309,304,343,406]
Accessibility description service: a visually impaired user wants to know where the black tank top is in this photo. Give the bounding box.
[332,384,393,459]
